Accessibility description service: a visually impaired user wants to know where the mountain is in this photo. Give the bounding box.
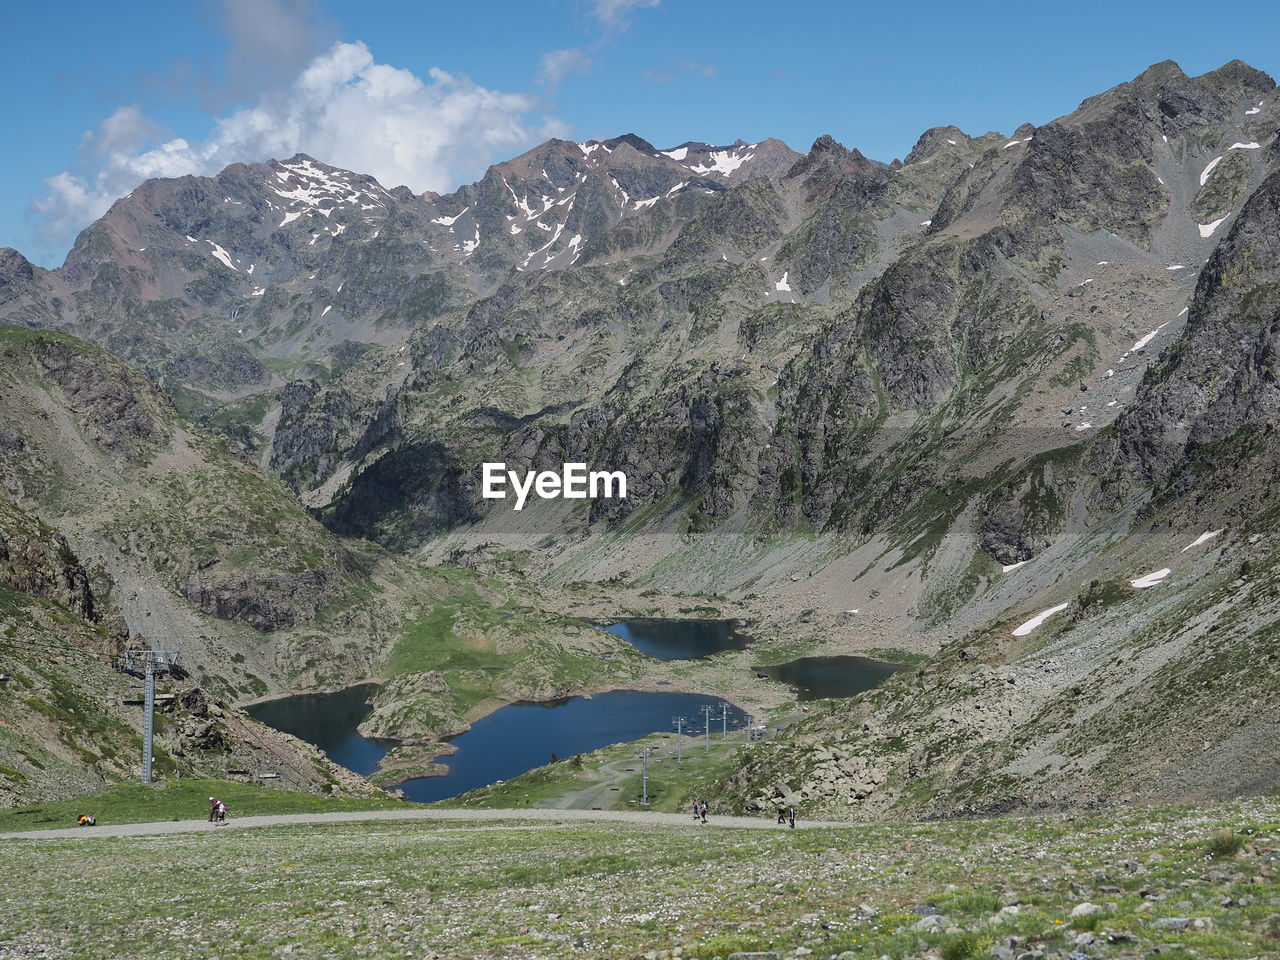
[0,494,381,803]
[1,59,1278,817]
[0,136,800,416]
[0,324,657,796]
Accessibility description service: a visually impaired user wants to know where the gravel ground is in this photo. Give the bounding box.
[2,799,1279,960]
[0,806,843,840]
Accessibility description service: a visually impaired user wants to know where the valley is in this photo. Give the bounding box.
[0,54,1277,864]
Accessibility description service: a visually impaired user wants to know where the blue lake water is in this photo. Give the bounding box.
[245,683,382,774]
[753,655,904,702]
[597,618,751,660]
[248,687,749,803]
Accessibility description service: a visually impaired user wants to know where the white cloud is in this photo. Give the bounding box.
[89,105,167,157]
[31,41,568,252]
[538,47,593,91]
[30,173,114,245]
[585,0,660,29]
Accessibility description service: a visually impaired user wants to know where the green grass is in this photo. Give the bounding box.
[439,730,756,812]
[1206,826,1245,859]
[0,779,417,833]
[2,799,1278,959]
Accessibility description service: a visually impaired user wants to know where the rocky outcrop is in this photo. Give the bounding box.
[163,344,267,388]
[359,671,456,742]
[0,499,96,622]
[318,440,476,548]
[979,463,1069,565]
[1113,167,1280,489]
[181,568,331,632]
[32,340,161,461]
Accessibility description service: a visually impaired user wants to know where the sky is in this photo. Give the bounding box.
[2,0,1278,267]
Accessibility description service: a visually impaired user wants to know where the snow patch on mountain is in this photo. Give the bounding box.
[690,147,755,176]
[1130,568,1171,589]
[1012,603,1070,637]
[1182,529,1224,552]
[1199,215,1230,238]
[432,207,469,227]
[207,241,236,270]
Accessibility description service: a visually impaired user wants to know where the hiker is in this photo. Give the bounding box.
[788,806,796,829]
[776,805,786,825]
[700,800,708,823]
[215,800,228,824]
[692,799,701,821]
[208,797,219,822]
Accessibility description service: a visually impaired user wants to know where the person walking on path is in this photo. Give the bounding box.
[208,797,219,823]
[700,800,708,824]
[692,799,701,821]
[775,805,786,825]
[215,800,228,824]
[788,806,796,829]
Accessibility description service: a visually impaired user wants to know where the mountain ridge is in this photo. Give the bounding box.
[1,58,1279,817]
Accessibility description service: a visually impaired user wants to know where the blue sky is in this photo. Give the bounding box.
[2,0,1278,266]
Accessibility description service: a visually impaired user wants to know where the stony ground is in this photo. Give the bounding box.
[2,799,1279,960]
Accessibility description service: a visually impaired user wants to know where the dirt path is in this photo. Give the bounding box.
[545,754,636,810]
[545,736,742,810]
[0,806,846,840]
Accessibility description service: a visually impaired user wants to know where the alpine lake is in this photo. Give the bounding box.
[246,619,901,801]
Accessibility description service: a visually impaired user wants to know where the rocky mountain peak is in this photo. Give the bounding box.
[599,133,657,152]
[1132,58,1188,87]
[808,133,847,156]
[1202,58,1276,92]
[784,134,875,183]
[903,125,973,165]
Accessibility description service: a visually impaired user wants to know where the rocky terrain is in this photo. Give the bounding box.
[0,500,380,804]
[4,801,1279,959]
[0,58,1277,818]
[0,323,691,797]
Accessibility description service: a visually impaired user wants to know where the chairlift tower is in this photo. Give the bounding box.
[671,716,688,761]
[115,649,180,783]
[634,746,654,805]
[700,703,715,751]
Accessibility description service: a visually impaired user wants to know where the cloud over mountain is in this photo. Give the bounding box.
[30,40,567,257]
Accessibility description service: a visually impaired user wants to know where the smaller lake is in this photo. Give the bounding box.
[245,683,383,775]
[247,687,750,803]
[754,656,904,701]
[598,618,751,661]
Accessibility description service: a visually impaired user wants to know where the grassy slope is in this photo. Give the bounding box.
[437,730,755,813]
[0,779,416,833]
[3,800,1277,959]
[0,584,141,803]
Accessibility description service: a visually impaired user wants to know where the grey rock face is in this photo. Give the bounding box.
[1114,167,1280,490]
[0,500,97,623]
[33,340,161,461]
[181,568,331,632]
[979,465,1068,565]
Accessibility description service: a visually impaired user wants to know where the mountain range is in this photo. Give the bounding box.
[1,58,1278,817]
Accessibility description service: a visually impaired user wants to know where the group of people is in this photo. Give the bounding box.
[691,799,710,823]
[775,805,796,828]
[207,797,228,823]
